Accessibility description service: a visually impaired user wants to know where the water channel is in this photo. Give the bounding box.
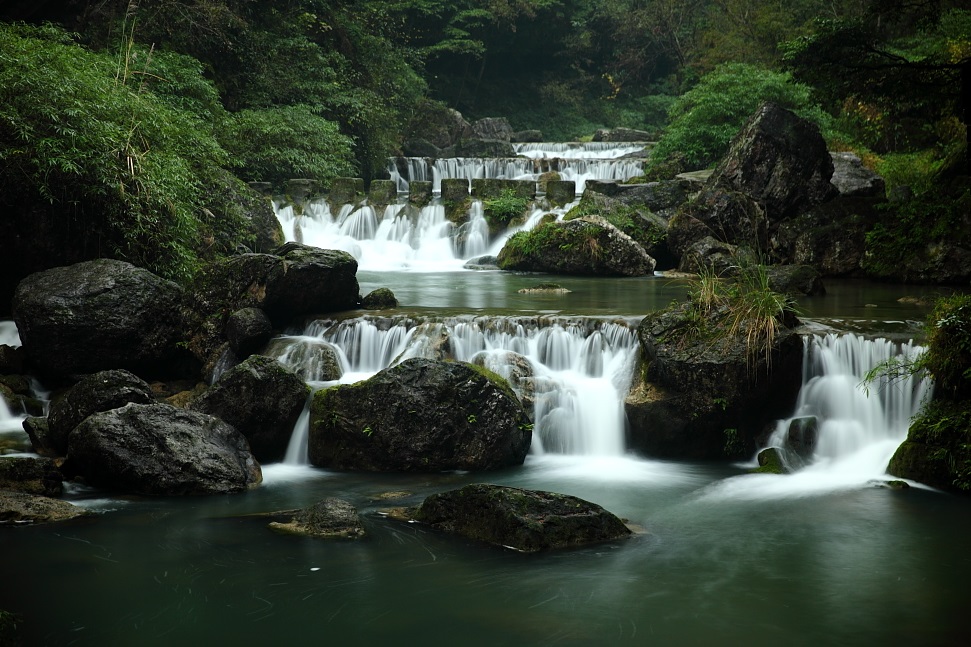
[1,145,968,645]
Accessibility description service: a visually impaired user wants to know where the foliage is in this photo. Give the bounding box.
[482,188,530,225]
[924,294,971,399]
[219,105,356,189]
[649,63,832,170]
[565,199,665,250]
[0,23,238,281]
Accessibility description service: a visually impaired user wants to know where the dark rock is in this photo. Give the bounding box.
[786,417,819,460]
[408,181,433,207]
[687,187,768,251]
[12,260,185,380]
[308,358,531,471]
[406,104,474,149]
[226,307,273,358]
[0,457,63,496]
[285,179,317,209]
[625,301,803,459]
[593,128,652,142]
[667,212,717,261]
[401,139,441,158]
[453,139,516,158]
[368,179,398,207]
[512,130,543,142]
[678,236,741,275]
[362,288,398,310]
[0,345,24,374]
[497,216,656,277]
[587,179,695,215]
[328,177,365,211]
[46,369,156,456]
[410,483,632,552]
[0,490,91,525]
[754,447,786,474]
[764,265,826,296]
[69,402,262,495]
[22,417,54,457]
[440,178,471,219]
[546,180,577,206]
[263,338,342,382]
[567,191,671,267]
[190,355,309,463]
[472,117,514,142]
[888,399,971,493]
[268,497,365,538]
[464,255,499,270]
[830,152,886,198]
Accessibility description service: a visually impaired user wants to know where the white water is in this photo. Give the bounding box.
[703,333,932,500]
[266,316,639,461]
[513,141,648,159]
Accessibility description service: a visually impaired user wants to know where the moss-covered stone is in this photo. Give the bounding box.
[546,180,577,207]
[362,287,398,310]
[889,399,971,493]
[408,180,433,207]
[368,179,397,207]
[328,177,365,211]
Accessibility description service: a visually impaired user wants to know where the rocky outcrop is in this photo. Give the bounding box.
[408,483,632,552]
[472,117,514,142]
[763,265,826,297]
[226,307,273,358]
[497,216,656,276]
[262,337,343,382]
[45,369,156,456]
[190,355,310,462]
[12,260,185,380]
[625,301,803,459]
[68,402,262,495]
[829,152,886,198]
[267,498,365,538]
[0,457,62,496]
[308,358,531,471]
[566,191,672,268]
[594,128,652,142]
[586,178,695,218]
[0,491,91,525]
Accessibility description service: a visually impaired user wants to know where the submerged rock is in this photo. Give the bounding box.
[0,491,91,525]
[68,402,262,496]
[308,358,531,472]
[753,447,786,474]
[268,497,365,539]
[190,355,309,463]
[409,483,632,552]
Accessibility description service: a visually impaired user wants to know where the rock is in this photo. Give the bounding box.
[408,180,433,207]
[68,402,262,495]
[405,104,474,149]
[586,179,695,215]
[368,179,397,207]
[786,417,819,459]
[0,491,91,525]
[546,180,577,206]
[497,216,656,277]
[453,139,516,158]
[262,338,343,382]
[677,236,742,275]
[12,260,185,380]
[190,356,309,463]
[401,139,440,158]
[440,178,470,221]
[472,117,514,142]
[328,177,365,211]
[268,497,365,538]
[226,307,273,358]
[284,179,317,210]
[362,288,398,310]
[764,265,826,296]
[472,178,535,201]
[593,128,652,142]
[517,283,571,294]
[753,447,786,474]
[22,416,54,457]
[830,152,886,198]
[463,255,499,270]
[625,301,803,459]
[0,345,24,374]
[512,130,543,142]
[410,483,632,552]
[888,399,971,493]
[0,456,63,496]
[537,171,561,194]
[308,358,531,471]
[567,191,671,267]
[46,369,156,456]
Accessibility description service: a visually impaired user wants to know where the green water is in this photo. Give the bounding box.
[2,273,968,646]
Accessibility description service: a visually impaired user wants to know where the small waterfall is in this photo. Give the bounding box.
[769,333,932,480]
[513,141,648,159]
[270,316,639,461]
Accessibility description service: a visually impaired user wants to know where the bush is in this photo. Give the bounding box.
[649,63,832,170]
[220,105,356,190]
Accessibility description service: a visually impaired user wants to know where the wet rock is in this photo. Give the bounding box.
[546,180,577,206]
[47,369,156,456]
[408,180,433,207]
[409,483,632,552]
[464,255,499,270]
[12,259,185,380]
[268,497,365,539]
[754,447,786,474]
[406,105,474,149]
[0,456,63,496]
[308,358,531,472]
[830,152,886,198]
[0,491,91,525]
[226,307,273,358]
[22,417,54,457]
[328,177,365,211]
[263,337,343,382]
[68,402,262,496]
[497,216,656,277]
[190,355,309,463]
[362,288,398,310]
[764,265,826,297]
[472,178,535,201]
[368,179,397,207]
[0,345,24,374]
[517,283,571,294]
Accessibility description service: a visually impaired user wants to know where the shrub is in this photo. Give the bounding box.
[649,63,832,170]
[482,189,530,226]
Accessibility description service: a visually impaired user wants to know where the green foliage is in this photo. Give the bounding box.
[498,219,603,268]
[482,188,530,226]
[903,399,971,491]
[220,105,356,189]
[649,63,832,170]
[565,199,665,250]
[925,294,971,399]
[0,23,237,282]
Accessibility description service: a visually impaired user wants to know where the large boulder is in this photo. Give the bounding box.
[566,191,672,268]
[12,260,185,380]
[625,300,803,459]
[472,117,514,142]
[593,127,652,142]
[190,355,310,462]
[68,402,262,495]
[409,483,632,552]
[450,139,517,158]
[308,358,531,471]
[404,103,474,150]
[225,307,273,358]
[46,369,156,456]
[497,216,656,276]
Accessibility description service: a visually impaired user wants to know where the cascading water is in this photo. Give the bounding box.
[264,316,640,461]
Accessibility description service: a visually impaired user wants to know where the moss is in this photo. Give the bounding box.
[889,399,971,492]
[462,361,518,402]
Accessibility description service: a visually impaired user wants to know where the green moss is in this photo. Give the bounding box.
[890,399,971,492]
[462,361,517,402]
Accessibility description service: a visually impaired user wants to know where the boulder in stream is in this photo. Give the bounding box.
[0,491,91,525]
[407,483,633,552]
[267,497,365,539]
[308,358,531,471]
[68,402,262,495]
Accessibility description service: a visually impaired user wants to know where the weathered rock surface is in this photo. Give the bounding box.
[410,483,632,552]
[190,356,309,462]
[12,260,185,379]
[497,216,656,277]
[226,307,273,358]
[593,127,652,142]
[362,288,399,310]
[472,117,514,142]
[308,358,531,471]
[267,497,365,538]
[68,402,262,495]
[567,191,671,266]
[764,265,826,296]
[0,490,91,525]
[262,337,342,382]
[0,457,63,496]
[625,302,803,459]
[829,152,886,198]
[46,369,156,456]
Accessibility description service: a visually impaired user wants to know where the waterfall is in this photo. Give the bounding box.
[767,333,932,481]
[268,316,639,461]
[512,141,648,159]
